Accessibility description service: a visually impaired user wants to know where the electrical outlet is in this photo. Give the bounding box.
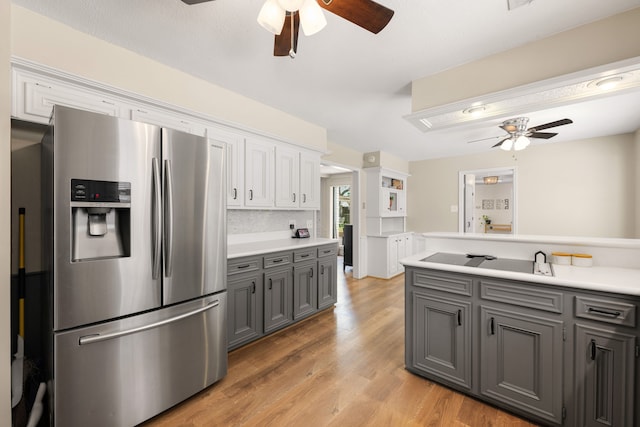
[289,220,295,230]
[306,220,313,229]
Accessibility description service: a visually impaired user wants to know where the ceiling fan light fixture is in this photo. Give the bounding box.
[299,0,327,36]
[593,75,625,90]
[462,104,487,116]
[513,135,530,151]
[277,0,305,12]
[500,138,514,151]
[258,0,286,35]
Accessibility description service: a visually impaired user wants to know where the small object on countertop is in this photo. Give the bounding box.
[534,262,553,276]
[551,252,572,265]
[572,253,593,267]
[534,250,546,264]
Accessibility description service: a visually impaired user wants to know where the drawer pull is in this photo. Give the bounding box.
[323,250,331,254]
[590,339,597,360]
[272,258,284,263]
[588,307,621,318]
[237,264,251,269]
[301,254,310,258]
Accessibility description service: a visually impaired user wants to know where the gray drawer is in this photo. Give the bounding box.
[575,296,636,327]
[412,270,473,297]
[294,248,316,263]
[317,244,338,258]
[263,251,292,268]
[479,278,563,314]
[228,256,261,275]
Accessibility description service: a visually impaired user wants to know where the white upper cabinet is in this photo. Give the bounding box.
[299,151,320,209]
[275,145,300,208]
[130,106,206,136]
[207,126,244,207]
[245,137,275,208]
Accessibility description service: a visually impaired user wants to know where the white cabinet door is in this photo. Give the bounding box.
[245,138,274,207]
[275,146,299,208]
[131,106,206,136]
[388,237,400,277]
[396,235,407,273]
[208,127,244,207]
[299,152,320,209]
[13,70,126,124]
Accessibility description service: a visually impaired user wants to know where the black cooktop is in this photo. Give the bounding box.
[421,252,533,274]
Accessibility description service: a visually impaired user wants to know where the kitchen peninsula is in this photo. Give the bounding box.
[403,232,640,427]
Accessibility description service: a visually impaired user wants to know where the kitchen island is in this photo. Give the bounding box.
[403,232,640,427]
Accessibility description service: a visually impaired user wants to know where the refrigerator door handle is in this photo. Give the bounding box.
[164,159,174,278]
[152,158,162,280]
[78,299,220,345]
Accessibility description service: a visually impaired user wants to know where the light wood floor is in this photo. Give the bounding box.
[144,259,539,427]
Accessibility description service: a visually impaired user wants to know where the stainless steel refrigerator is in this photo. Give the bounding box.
[41,105,227,426]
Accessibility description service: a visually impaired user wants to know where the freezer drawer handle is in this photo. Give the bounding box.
[78,300,220,346]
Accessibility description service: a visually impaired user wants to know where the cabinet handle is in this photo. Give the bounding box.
[490,317,495,335]
[303,194,307,203]
[293,193,296,203]
[269,278,272,290]
[237,264,251,269]
[272,258,284,263]
[301,254,310,258]
[249,189,253,200]
[587,307,622,318]
[590,339,597,360]
[457,310,462,326]
[310,268,314,278]
[252,281,256,294]
[321,265,325,274]
[233,188,237,200]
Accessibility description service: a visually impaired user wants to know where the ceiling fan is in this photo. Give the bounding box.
[181,0,394,58]
[469,117,573,151]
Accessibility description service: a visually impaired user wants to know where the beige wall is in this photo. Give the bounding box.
[11,5,327,152]
[407,134,637,238]
[412,7,640,111]
[1,0,12,423]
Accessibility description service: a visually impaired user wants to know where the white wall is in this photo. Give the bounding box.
[1,0,12,423]
[474,182,513,230]
[407,134,637,238]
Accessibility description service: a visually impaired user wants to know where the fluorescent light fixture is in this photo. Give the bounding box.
[483,176,499,185]
[257,0,286,35]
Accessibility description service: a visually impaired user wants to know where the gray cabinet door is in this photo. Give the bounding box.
[293,261,318,320]
[412,292,471,389]
[264,267,293,333]
[318,256,337,310]
[227,272,263,350]
[574,324,636,427]
[480,305,564,425]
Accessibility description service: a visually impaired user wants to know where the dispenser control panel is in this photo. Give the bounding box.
[71,179,131,203]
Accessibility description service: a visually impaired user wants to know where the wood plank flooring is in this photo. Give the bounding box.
[143,259,539,427]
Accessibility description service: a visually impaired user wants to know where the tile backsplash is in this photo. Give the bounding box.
[227,210,315,236]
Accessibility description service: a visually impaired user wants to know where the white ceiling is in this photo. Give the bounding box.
[11,0,640,161]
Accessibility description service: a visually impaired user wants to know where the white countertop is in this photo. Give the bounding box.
[228,238,338,259]
[402,251,640,297]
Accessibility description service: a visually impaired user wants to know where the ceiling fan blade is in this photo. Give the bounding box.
[529,118,573,131]
[492,137,510,148]
[528,132,557,139]
[317,0,394,34]
[274,13,300,57]
[467,135,503,144]
[181,0,214,4]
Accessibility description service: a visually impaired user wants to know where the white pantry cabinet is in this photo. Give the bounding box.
[365,168,408,218]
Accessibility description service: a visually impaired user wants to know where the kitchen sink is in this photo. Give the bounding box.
[421,252,535,274]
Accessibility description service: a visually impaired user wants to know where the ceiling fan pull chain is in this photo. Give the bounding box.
[289,11,296,59]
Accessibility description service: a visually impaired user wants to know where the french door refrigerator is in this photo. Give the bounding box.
[41,105,227,426]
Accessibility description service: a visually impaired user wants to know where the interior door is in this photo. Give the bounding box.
[464,174,475,233]
[162,130,226,305]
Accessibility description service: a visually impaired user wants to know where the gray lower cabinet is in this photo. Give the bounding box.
[412,292,471,389]
[264,266,294,333]
[228,242,338,350]
[293,260,318,320]
[480,305,564,425]
[318,245,338,310]
[227,271,263,350]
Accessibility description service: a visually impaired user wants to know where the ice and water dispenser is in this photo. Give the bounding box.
[71,179,131,261]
